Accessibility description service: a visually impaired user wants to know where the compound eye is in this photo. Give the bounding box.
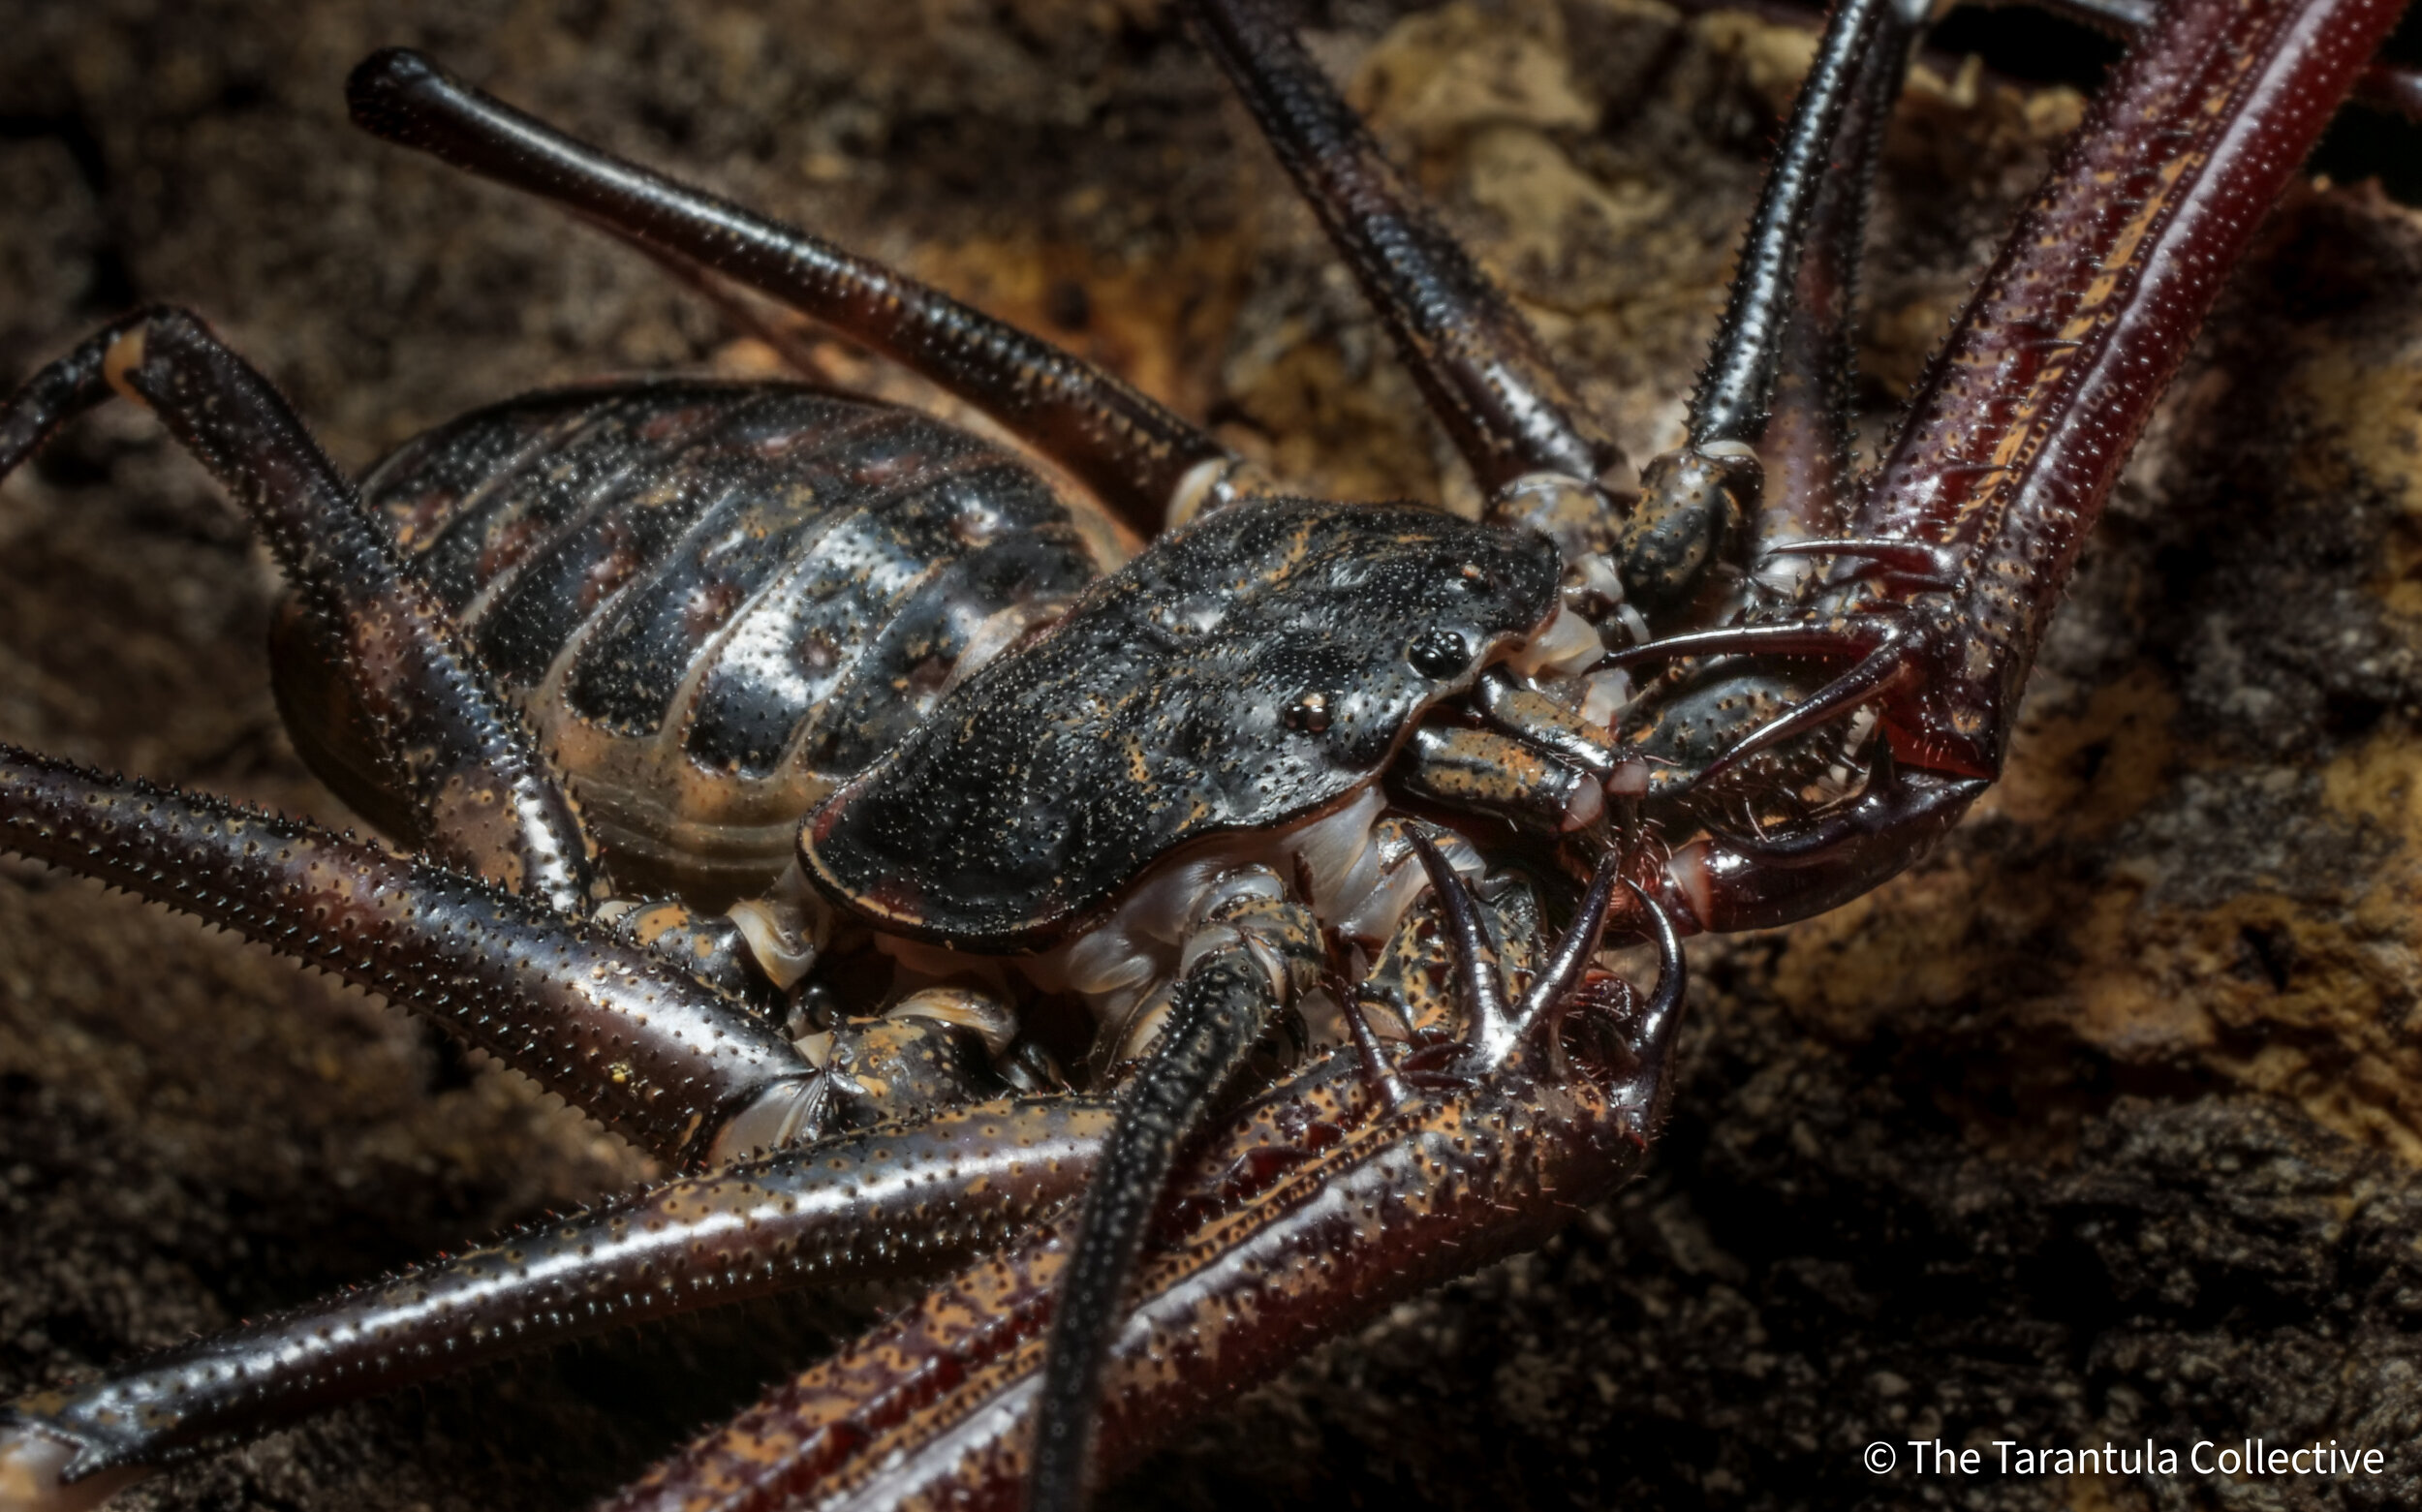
[1407,629,1474,679]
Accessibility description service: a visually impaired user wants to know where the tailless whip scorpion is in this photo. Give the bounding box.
[1,0,2417,1506]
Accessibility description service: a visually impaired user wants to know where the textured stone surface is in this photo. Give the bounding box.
[3,1,2420,1509]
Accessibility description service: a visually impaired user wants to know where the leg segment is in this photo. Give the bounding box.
[344,50,1244,536]
[1628,0,2406,931]
[1661,0,2422,124]
[1027,874,1324,1512]
[1395,725,1606,835]
[0,747,807,1165]
[1748,0,1916,602]
[0,310,597,914]
[1996,0,2422,122]
[603,861,1685,1512]
[1620,0,1918,608]
[1658,761,1990,933]
[1843,0,2408,777]
[1409,837,1632,1072]
[1183,0,1618,513]
[1687,0,1919,451]
[0,1098,1113,1511]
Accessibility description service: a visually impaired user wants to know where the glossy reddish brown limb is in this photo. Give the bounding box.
[344,49,1243,536]
[599,867,1686,1512]
[1661,763,1991,933]
[0,747,808,1166]
[2003,0,2422,123]
[1848,0,2408,778]
[1660,0,2422,124]
[1410,835,1631,1063]
[0,1100,1113,1502]
[0,307,600,914]
[1623,0,2407,933]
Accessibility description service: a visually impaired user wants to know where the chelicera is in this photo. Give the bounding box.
[0,0,2409,1507]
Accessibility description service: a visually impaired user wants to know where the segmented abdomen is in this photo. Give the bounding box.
[283,380,1119,901]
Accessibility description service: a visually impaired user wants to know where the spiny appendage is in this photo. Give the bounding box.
[1,307,597,912]
[0,745,806,1163]
[1620,0,1905,610]
[1186,0,1606,495]
[1600,610,1923,788]
[0,1098,1115,1510]
[1617,0,2406,804]
[1847,0,2407,760]
[343,48,1233,533]
[1749,0,1912,596]
[1686,0,1896,449]
[0,313,144,478]
[1404,831,1633,1070]
[606,847,1685,1512]
[1027,876,1323,1512]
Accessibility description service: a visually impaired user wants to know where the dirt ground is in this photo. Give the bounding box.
[4,1,2422,1509]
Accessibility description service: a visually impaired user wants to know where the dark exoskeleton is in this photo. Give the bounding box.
[0,0,2408,1507]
